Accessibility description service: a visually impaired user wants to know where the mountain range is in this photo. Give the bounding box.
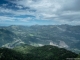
[0,24,80,53]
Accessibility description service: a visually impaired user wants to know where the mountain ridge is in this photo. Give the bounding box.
[0,45,78,60]
[0,25,80,53]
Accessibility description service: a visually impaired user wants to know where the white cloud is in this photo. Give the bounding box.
[0,15,32,22]
[17,17,33,22]
[12,0,80,20]
[0,7,35,16]
[0,16,15,21]
[0,0,80,25]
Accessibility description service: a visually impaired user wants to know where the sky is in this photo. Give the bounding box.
[0,0,80,26]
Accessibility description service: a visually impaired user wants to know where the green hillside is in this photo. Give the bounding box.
[0,45,78,60]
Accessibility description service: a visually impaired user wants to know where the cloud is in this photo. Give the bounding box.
[0,15,32,22]
[0,6,35,16]
[0,0,80,25]
[0,16,15,21]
